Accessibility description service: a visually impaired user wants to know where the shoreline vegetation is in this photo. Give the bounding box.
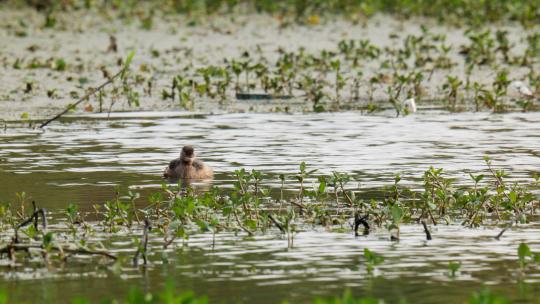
[1,1,540,124]
[3,0,540,27]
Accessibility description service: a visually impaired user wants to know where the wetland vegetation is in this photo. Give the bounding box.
[1,0,540,303]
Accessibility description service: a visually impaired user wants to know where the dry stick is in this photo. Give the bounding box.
[15,206,48,242]
[39,69,123,129]
[268,214,285,233]
[133,219,151,266]
[421,220,432,240]
[0,244,117,261]
[338,180,354,207]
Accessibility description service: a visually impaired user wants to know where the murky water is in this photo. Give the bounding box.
[1,111,540,303]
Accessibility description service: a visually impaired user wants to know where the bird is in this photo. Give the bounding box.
[163,145,213,181]
[509,80,535,99]
[403,97,417,114]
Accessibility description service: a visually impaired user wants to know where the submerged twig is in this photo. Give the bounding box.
[421,220,432,240]
[494,223,512,240]
[0,243,116,261]
[495,227,507,240]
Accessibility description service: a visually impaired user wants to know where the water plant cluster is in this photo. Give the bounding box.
[0,158,538,272]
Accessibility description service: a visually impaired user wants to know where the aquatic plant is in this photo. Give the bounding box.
[0,159,538,272]
[448,261,461,278]
[442,76,463,112]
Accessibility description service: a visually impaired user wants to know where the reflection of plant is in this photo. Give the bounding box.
[517,243,540,271]
[468,289,509,304]
[364,248,384,274]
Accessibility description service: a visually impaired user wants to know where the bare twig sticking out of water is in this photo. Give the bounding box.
[421,220,432,240]
[268,214,285,233]
[38,70,123,128]
[495,223,512,240]
[32,200,38,230]
[354,213,370,236]
[14,201,47,243]
[495,228,507,240]
[39,51,135,128]
[133,219,151,267]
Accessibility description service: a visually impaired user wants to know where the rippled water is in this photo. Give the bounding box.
[0,111,540,303]
[1,111,539,208]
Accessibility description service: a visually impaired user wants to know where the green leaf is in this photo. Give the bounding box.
[318,178,326,194]
[508,191,517,204]
[244,219,257,230]
[25,225,36,239]
[121,50,136,80]
[43,232,54,248]
[196,219,209,232]
[391,204,403,224]
[518,243,531,259]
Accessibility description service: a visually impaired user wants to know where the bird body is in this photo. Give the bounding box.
[164,146,213,180]
[403,97,417,113]
[510,80,534,99]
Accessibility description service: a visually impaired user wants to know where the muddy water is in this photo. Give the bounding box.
[1,111,539,209]
[0,111,540,303]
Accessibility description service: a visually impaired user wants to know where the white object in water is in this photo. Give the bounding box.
[510,80,534,98]
[403,97,417,113]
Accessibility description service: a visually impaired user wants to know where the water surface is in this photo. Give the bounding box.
[0,111,539,303]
